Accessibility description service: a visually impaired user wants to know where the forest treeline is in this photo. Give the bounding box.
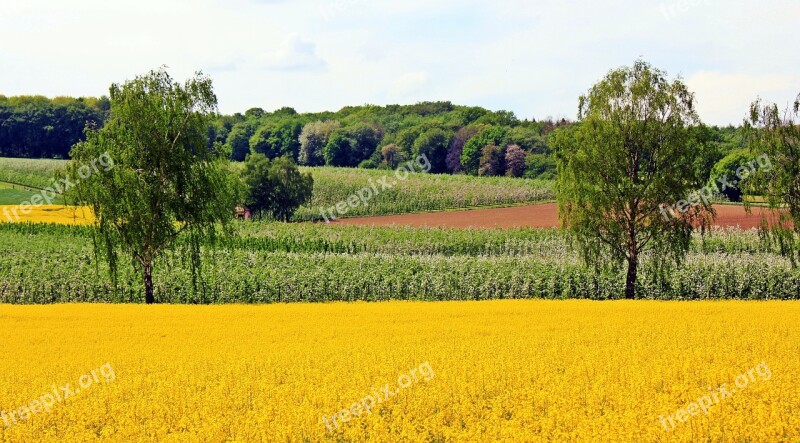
[211,102,571,178]
[0,95,109,159]
[0,96,746,180]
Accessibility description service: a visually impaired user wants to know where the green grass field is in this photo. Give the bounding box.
[0,157,554,217]
[0,181,65,205]
[0,182,39,205]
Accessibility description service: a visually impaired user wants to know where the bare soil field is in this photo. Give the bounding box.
[335,203,780,229]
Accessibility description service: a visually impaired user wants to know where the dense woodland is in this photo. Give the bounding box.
[0,96,748,181]
[0,95,109,158]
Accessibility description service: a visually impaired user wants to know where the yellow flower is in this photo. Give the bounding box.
[0,205,93,225]
[0,300,798,442]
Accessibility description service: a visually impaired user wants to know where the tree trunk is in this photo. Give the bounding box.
[624,253,638,300]
[144,260,155,304]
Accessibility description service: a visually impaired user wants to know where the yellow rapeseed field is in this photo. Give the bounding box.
[0,300,798,442]
[0,205,93,225]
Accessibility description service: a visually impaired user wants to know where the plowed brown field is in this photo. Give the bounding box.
[335,203,780,229]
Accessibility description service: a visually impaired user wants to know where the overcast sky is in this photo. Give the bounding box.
[1,0,798,125]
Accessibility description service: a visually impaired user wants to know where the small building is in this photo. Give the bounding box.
[235,205,252,221]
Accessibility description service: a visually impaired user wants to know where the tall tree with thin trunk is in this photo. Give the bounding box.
[744,93,800,265]
[68,68,239,304]
[552,60,712,299]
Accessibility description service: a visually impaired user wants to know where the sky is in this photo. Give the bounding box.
[0,0,798,125]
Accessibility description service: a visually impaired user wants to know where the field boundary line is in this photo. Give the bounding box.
[0,180,48,193]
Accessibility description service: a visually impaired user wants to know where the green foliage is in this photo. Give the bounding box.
[226,122,256,162]
[323,131,354,167]
[0,96,107,158]
[249,119,303,161]
[745,92,800,265]
[446,125,481,173]
[688,124,726,186]
[457,106,488,125]
[709,150,755,202]
[346,122,383,164]
[1,94,752,189]
[320,123,381,167]
[478,144,505,176]
[1,222,797,303]
[461,126,509,174]
[474,109,519,126]
[412,128,451,173]
[245,107,265,119]
[206,119,230,150]
[299,120,340,166]
[405,101,455,116]
[358,157,380,169]
[380,144,405,169]
[242,154,314,221]
[524,153,556,180]
[207,102,575,178]
[507,126,546,153]
[554,60,711,299]
[68,68,240,304]
[393,126,423,154]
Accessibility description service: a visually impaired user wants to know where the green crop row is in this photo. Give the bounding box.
[0,222,775,257]
[293,166,555,220]
[0,223,796,303]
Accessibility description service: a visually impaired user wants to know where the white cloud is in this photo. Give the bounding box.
[255,33,326,71]
[391,72,429,97]
[686,71,798,125]
[0,0,797,124]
